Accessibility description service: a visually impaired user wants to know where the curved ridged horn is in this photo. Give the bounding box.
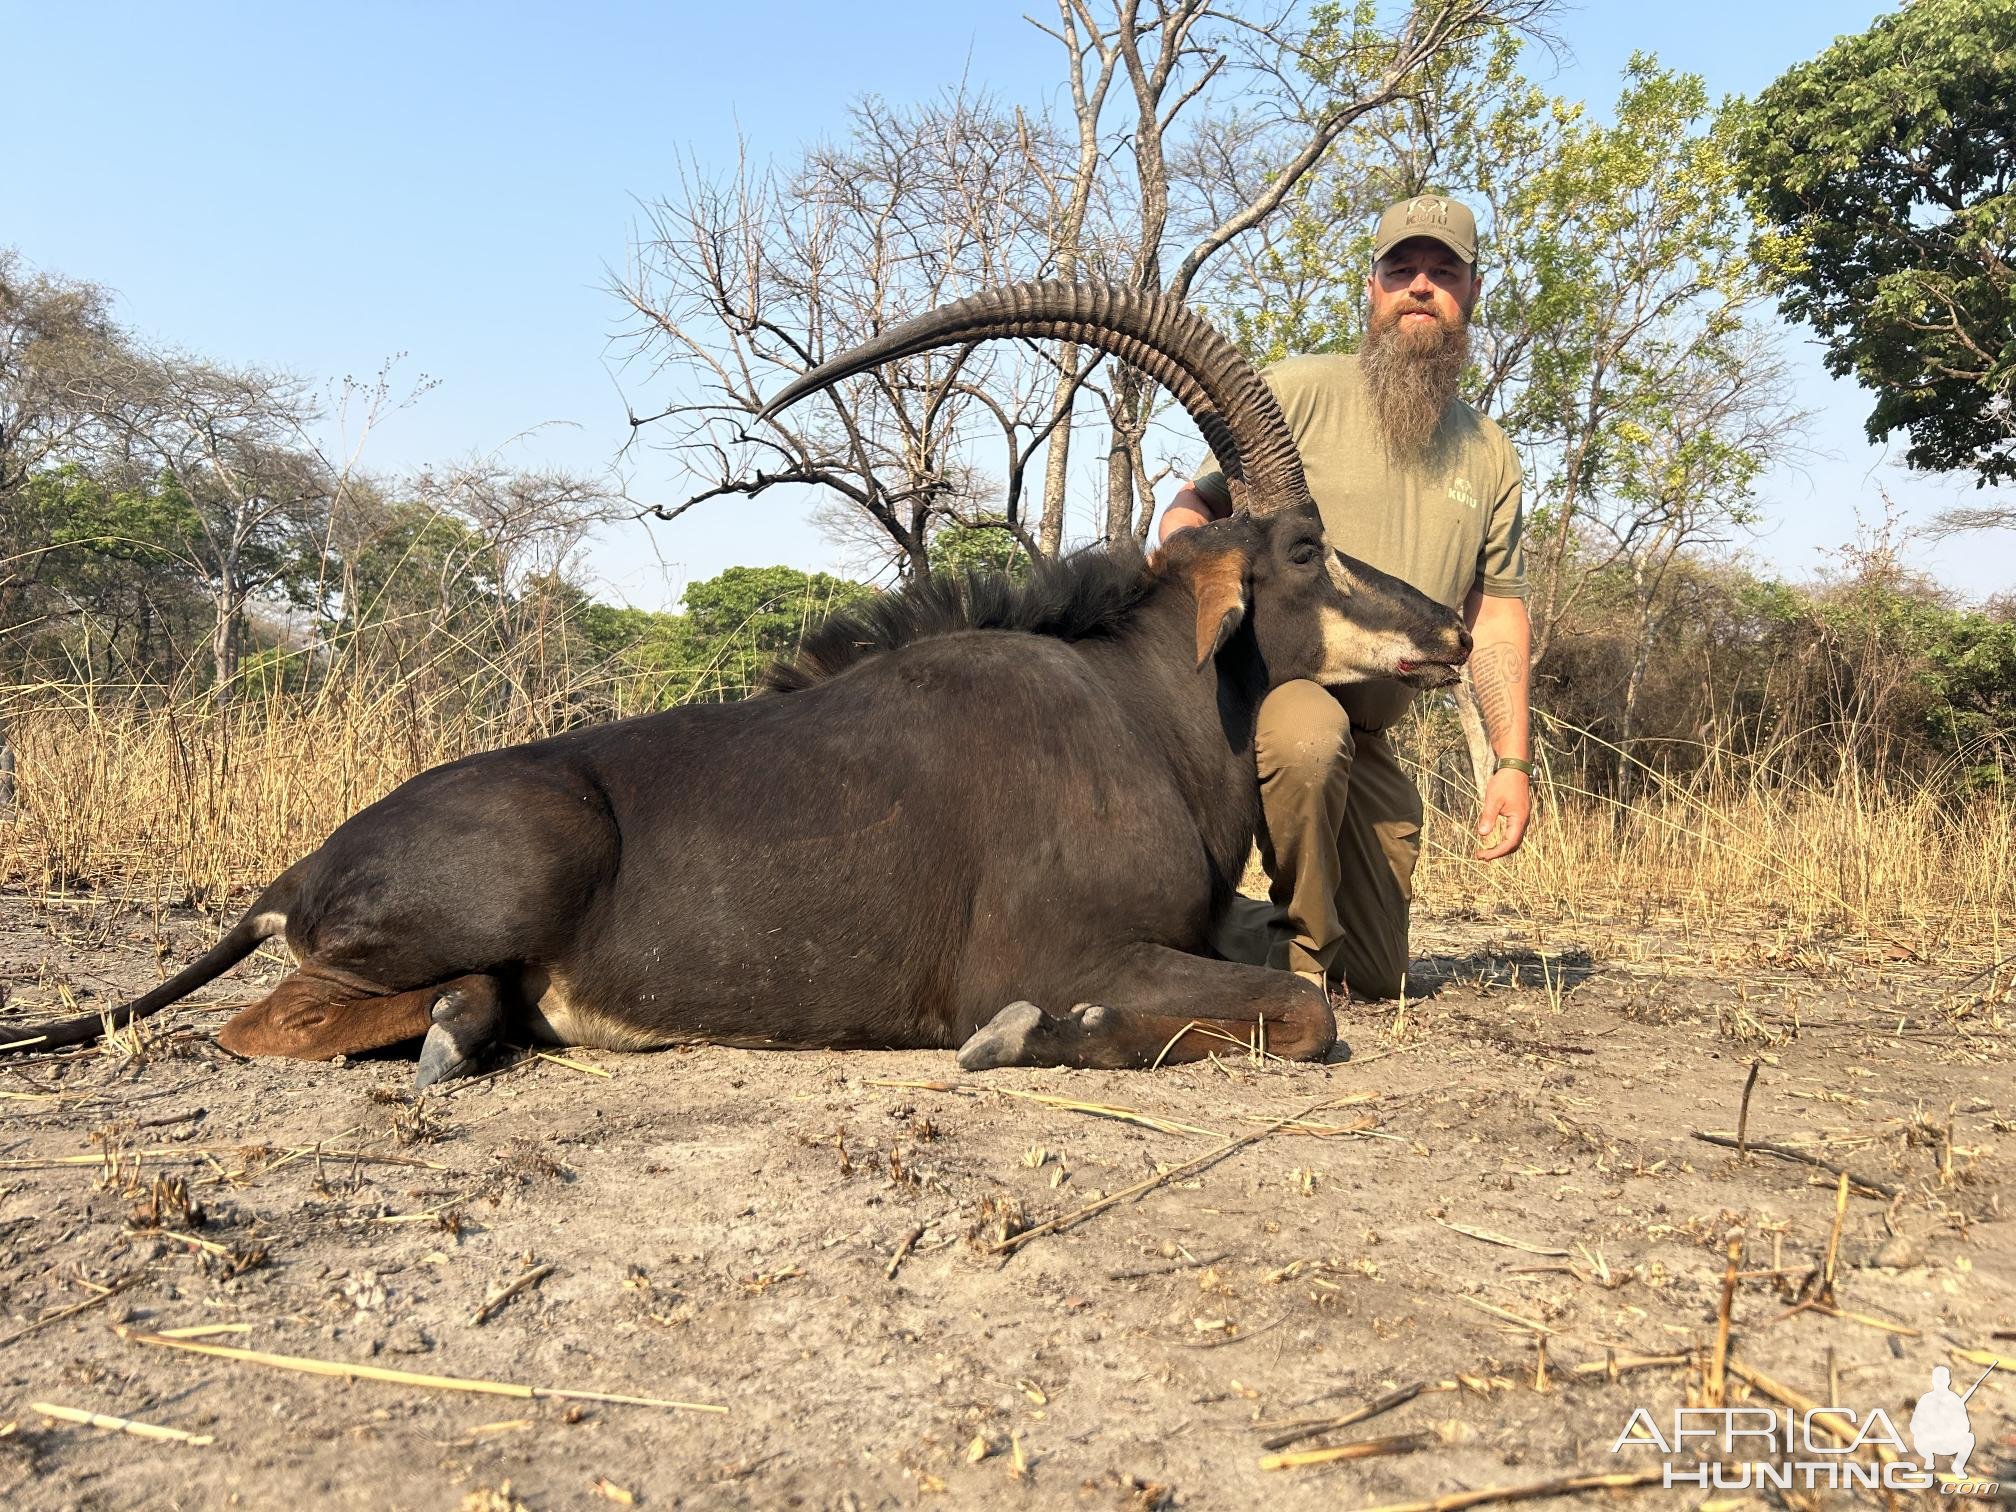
[756,281,1315,517]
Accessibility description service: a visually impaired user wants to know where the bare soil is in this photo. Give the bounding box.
[1,890,2010,1511]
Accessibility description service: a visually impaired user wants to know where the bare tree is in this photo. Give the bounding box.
[0,251,132,502]
[616,2,1555,569]
[615,92,1078,579]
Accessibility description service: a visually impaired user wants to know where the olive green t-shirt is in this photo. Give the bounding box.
[1193,352,1524,729]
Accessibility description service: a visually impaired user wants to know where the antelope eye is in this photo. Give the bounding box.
[1288,540,1322,565]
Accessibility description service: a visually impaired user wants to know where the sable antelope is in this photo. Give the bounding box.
[3,283,1470,1085]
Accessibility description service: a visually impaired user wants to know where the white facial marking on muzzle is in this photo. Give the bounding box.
[1318,606,1393,683]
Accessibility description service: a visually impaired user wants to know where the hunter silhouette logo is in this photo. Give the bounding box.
[1610,1356,2003,1493]
[1911,1363,1993,1477]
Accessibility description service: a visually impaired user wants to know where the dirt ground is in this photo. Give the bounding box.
[0,888,2010,1511]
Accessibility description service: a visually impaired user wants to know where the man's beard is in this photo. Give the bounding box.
[1358,299,1471,465]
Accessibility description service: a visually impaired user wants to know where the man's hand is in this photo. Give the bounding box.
[1156,484,1229,547]
[1473,767,1531,860]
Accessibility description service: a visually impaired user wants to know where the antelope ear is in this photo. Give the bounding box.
[1185,550,1251,670]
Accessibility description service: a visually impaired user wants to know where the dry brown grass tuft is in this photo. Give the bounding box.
[1402,717,2014,951]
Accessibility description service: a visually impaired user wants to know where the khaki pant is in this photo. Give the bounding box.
[1210,680,1423,998]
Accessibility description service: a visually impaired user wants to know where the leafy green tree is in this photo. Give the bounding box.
[2,465,208,681]
[677,565,875,701]
[928,520,1031,580]
[1737,0,2016,485]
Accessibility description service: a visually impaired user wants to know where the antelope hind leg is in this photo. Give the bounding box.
[217,971,441,1061]
[215,970,510,1087]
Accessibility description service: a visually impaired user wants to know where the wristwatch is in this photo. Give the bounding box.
[1495,756,1534,777]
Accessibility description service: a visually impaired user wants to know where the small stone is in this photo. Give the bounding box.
[384,1320,434,1355]
[1874,1236,1920,1270]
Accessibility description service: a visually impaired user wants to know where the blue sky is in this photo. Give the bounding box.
[7,2,2001,608]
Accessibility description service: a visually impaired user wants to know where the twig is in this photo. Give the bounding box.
[1108,1249,1230,1281]
[1435,1221,1569,1257]
[865,1078,1227,1138]
[31,1401,213,1446]
[1258,1382,1424,1451]
[114,1325,725,1412]
[1564,1352,1690,1380]
[1349,1469,1666,1511]
[1708,1231,1741,1406]
[1690,1132,1898,1198]
[992,1100,1334,1256]
[1736,1060,1761,1157]
[0,1270,150,1350]
[1726,1359,1898,1466]
[470,1263,554,1326]
[885,1225,924,1281]
[1821,1171,1849,1303]
[1260,1431,1428,1471]
[1182,1316,1286,1350]
[0,1142,449,1173]
[1454,1295,1551,1334]
[533,1051,611,1079]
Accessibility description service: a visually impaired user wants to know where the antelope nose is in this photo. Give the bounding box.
[1454,627,1474,663]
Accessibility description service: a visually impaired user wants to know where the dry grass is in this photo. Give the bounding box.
[1416,762,2013,949]
[1,668,2009,955]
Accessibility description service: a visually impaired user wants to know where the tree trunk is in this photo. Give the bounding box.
[1617,580,1654,803]
[1104,434,1134,544]
[210,582,240,702]
[1103,367,1144,544]
[1038,343,1080,558]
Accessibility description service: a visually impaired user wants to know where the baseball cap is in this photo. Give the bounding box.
[1372,195,1478,265]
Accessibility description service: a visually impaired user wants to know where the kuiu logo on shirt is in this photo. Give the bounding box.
[1445,475,1480,511]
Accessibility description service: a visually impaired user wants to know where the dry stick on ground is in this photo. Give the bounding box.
[1454,1295,1551,1334]
[885,1225,924,1281]
[991,1099,1337,1256]
[1108,1249,1230,1282]
[1435,1220,1570,1257]
[1736,1060,1762,1157]
[1258,1382,1425,1451]
[113,1326,726,1413]
[0,1145,450,1174]
[470,1263,554,1326]
[1726,1359,1900,1470]
[1795,1302,1920,1338]
[1690,1132,1899,1198]
[1260,1431,1430,1472]
[0,1269,151,1350]
[532,1051,611,1079]
[1823,1171,1849,1299]
[1565,1352,1691,1380]
[1708,1231,1742,1406]
[1349,1469,1668,1512]
[865,1078,1229,1138]
[31,1402,213,1447]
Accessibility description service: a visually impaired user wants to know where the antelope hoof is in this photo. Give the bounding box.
[413,1024,468,1090]
[412,987,496,1090]
[957,1000,1045,1071]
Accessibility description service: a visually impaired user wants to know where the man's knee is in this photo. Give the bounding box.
[1336,937,1409,1000]
[1257,680,1354,793]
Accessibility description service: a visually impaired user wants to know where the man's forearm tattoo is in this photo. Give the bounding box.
[1470,642,1528,749]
